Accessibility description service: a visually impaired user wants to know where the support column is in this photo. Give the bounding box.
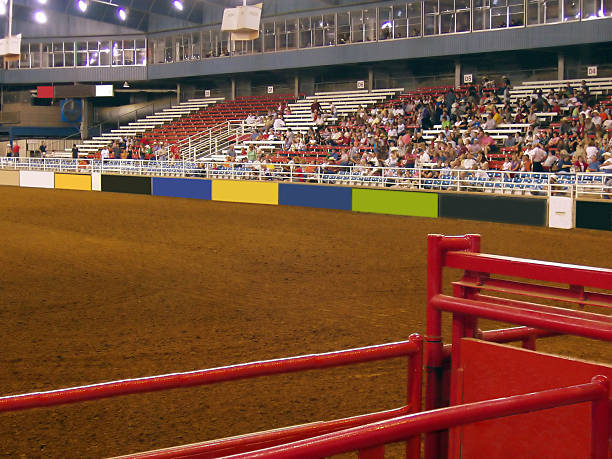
[80,98,91,141]
[176,83,181,104]
[231,77,236,101]
[294,74,299,97]
[454,60,461,88]
[558,53,565,81]
[368,68,374,92]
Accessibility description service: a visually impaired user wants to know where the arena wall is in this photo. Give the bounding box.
[2,173,611,231]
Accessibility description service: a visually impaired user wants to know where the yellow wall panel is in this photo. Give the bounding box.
[0,170,20,186]
[212,180,278,205]
[55,173,92,191]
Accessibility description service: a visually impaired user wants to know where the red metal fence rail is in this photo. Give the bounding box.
[0,335,423,458]
[218,376,609,459]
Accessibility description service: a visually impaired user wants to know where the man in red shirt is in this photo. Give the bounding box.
[12,143,20,157]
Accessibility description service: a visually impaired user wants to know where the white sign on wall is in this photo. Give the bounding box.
[463,74,473,84]
[357,80,365,89]
[267,86,274,94]
[204,89,211,97]
[587,66,598,77]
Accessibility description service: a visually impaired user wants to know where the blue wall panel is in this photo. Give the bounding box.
[152,177,211,200]
[278,183,352,210]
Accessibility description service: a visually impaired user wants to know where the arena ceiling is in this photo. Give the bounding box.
[7,0,371,32]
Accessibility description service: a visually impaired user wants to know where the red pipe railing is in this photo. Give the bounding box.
[224,376,609,459]
[118,406,411,459]
[1,336,422,458]
[0,335,422,414]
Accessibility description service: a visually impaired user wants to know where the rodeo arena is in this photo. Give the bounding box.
[1,0,612,458]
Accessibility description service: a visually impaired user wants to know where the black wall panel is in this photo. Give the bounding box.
[576,201,612,231]
[439,194,546,226]
[101,175,151,195]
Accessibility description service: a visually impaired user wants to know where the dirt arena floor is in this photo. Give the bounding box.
[0,185,610,458]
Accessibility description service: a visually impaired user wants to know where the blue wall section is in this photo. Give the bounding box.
[152,177,212,200]
[278,183,352,210]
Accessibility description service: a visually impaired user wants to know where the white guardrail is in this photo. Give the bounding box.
[1,157,610,200]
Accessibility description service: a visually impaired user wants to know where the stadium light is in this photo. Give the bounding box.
[0,2,6,16]
[117,7,127,21]
[77,0,88,13]
[34,9,47,23]
[173,0,184,11]
[37,0,48,4]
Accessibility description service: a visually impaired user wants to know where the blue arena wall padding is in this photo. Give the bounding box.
[152,177,212,200]
[278,183,353,210]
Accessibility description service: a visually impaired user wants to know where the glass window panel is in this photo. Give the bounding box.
[582,0,598,18]
[604,0,612,16]
[65,51,74,67]
[457,0,471,9]
[424,0,438,14]
[202,31,213,57]
[77,41,87,51]
[337,11,350,43]
[313,15,324,47]
[88,41,99,51]
[299,17,312,48]
[287,18,298,49]
[42,43,52,68]
[473,5,491,29]
[276,20,287,50]
[440,0,455,12]
[76,51,87,66]
[509,4,525,25]
[441,12,455,32]
[263,21,275,51]
[19,44,29,68]
[491,6,508,27]
[220,32,230,56]
[323,14,335,45]
[53,43,63,52]
[363,9,376,41]
[545,0,561,22]
[31,43,40,68]
[252,30,262,53]
[88,50,100,66]
[175,36,184,60]
[379,6,393,40]
[394,6,408,38]
[350,10,364,42]
[64,42,74,51]
[191,32,200,59]
[112,41,122,65]
[164,37,173,61]
[424,14,438,35]
[456,10,471,30]
[407,1,422,36]
[123,49,135,65]
[564,0,580,20]
[527,0,543,24]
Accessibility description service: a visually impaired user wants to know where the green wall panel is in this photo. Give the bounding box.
[352,189,438,218]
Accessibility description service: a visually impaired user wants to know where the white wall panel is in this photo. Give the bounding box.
[20,171,54,189]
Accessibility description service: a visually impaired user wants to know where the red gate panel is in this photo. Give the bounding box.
[455,338,612,459]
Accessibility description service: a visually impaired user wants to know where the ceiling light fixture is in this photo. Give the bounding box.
[123,81,130,88]
[117,7,127,21]
[173,0,184,11]
[38,0,48,4]
[77,0,88,12]
[0,3,6,16]
[34,10,48,23]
